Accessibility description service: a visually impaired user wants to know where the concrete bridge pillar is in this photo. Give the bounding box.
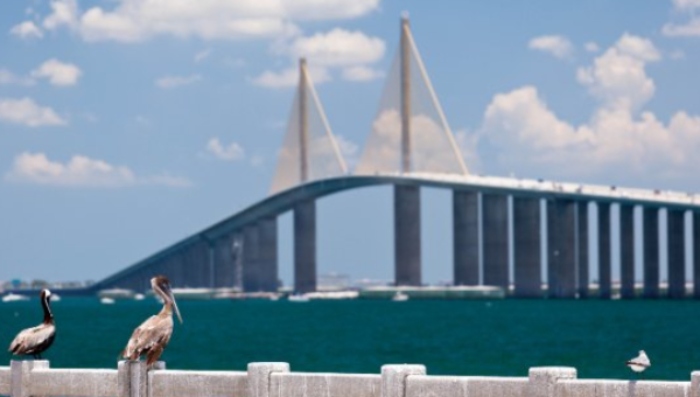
[395,185,421,286]
[643,207,660,298]
[620,204,635,298]
[577,202,589,298]
[694,212,700,299]
[243,224,260,291]
[482,193,509,290]
[667,208,685,299]
[294,200,316,293]
[453,190,479,285]
[547,199,576,298]
[597,202,612,299]
[258,217,279,292]
[513,196,541,298]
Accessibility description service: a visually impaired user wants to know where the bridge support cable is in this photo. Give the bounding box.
[598,202,612,299]
[577,202,590,298]
[482,194,509,290]
[355,15,469,176]
[453,190,480,286]
[619,204,635,299]
[643,207,660,298]
[513,196,542,298]
[667,209,686,299]
[269,59,348,195]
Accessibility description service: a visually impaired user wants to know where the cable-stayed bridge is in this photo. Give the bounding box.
[92,17,700,299]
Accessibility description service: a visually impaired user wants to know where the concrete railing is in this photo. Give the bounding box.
[0,361,699,397]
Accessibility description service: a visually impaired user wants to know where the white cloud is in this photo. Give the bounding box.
[194,49,212,63]
[31,59,82,86]
[10,21,43,39]
[528,35,573,59]
[0,97,66,127]
[287,28,385,66]
[576,34,660,111]
[5,152,192,188]
[478,33,700,182]
[671,0,700,10]
[206,137,245,161]
[252,65,330,88]
[256,28,385,87]
[584,42,599,53]
[0,69,34,86]
[663,18,700,36]
[663,0,700,37]
[36,0,378,43]
[43,0,78,30]
[342,65,384,81]
[155,74,202,89]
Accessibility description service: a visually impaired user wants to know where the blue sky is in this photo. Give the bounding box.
[1,0,700,286]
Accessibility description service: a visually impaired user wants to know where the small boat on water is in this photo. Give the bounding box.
[288,294,310,302]
[391,291,409,302]
[100,297,115,305]
[98,288,134,300]
[134,293,145,301]
[2,293,30,302]
[171,288,215,300]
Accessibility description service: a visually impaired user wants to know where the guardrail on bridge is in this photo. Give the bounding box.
[1,360,699,397]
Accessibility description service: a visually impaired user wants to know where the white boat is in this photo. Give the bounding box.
[171,288,215,300]
[133,293,145,300]
[2,293,29,302]
[391,291,409,302]
[100,297,115,305]
[97,288,134,300]
[288,294,310,302]
[51,293,61,302]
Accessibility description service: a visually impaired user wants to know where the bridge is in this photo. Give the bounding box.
[92,16,700,299]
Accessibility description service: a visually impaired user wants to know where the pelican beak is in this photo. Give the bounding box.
[167,288,183,324]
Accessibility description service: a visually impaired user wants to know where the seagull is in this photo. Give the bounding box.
[121,276,182,366]
[8,289,56,359]
[626,350,651,373]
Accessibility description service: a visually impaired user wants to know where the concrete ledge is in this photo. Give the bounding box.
[3,360,700,397]
[31,368,117,397]
[0,366,10,395]
[150,370,247,397]
[271,372,381,397]
[556,379,690,397]
[407,375,529,397]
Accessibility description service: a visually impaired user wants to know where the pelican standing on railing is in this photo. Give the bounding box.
[121,275,182,366]
[8,288,56,359]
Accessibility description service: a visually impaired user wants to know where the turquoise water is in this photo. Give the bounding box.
[1,298,698,381]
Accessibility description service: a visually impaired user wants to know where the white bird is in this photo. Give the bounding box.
[8,289,56,359]
[626,350,651,373]
[121,276,182,366]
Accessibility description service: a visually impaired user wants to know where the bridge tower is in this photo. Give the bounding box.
[270,58,348,293]
[356,15,469,287]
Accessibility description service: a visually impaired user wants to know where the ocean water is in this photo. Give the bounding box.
[1,297,698,381]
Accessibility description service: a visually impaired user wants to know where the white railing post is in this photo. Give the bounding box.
[247,362,290,397]
[10,360,49,397]
[691,371,700,397]
[528,366,577,397]
[118,360,165,397]
[381,364,426,397]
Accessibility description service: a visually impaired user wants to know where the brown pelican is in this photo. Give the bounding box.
[121,276,182,365]
[8,289,56,359]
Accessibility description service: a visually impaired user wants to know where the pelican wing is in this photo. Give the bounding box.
[9,323,56,355]
[122,314,173,361]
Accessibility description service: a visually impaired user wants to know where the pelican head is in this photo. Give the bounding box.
[151,276,182,324]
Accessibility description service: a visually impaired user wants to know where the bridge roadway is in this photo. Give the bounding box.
[91,172,700,299]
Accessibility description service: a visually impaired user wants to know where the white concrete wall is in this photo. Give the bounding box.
[0,361,698,397]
